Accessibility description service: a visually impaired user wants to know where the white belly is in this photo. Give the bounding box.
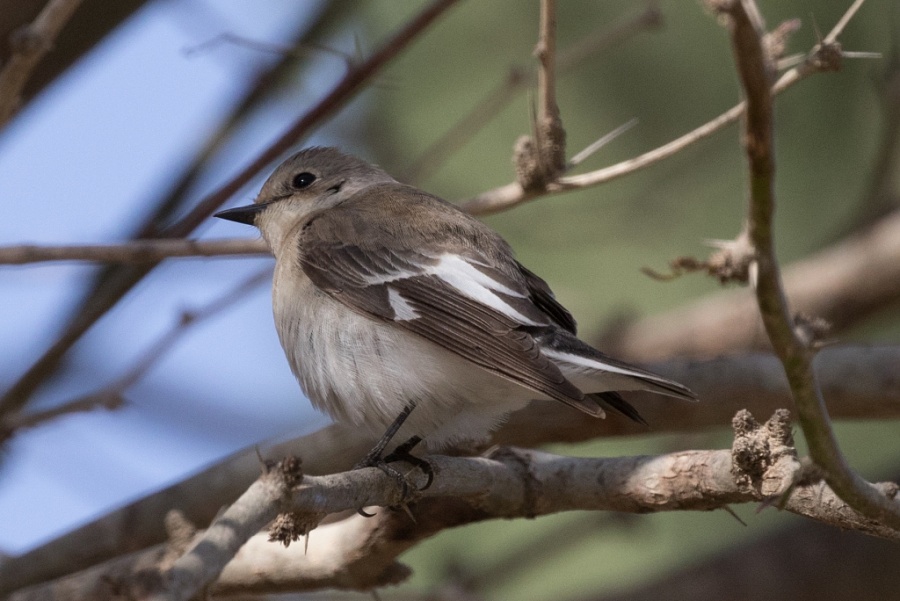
[272,269,533,449]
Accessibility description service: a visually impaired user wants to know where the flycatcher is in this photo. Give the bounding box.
[216,147,696,474]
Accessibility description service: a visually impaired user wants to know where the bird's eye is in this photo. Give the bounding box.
[291,172,316,189]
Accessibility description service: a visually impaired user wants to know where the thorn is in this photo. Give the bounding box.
[811,12,823,43]
[841,51,882,60]
[568,119,638,168]
[398,502,417,523]
[721,505,748,527]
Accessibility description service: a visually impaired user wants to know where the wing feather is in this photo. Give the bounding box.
[297,194,603,415]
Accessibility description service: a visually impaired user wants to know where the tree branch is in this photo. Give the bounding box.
[11,198,900,364]
[3,344,898,595]
[1,269,269,440]
[9,411,899,599]
[716,0,900,530]
[399,3,662,185]
[0,238,267,264]
[0,0,83,126]
[612,207,900,361]
[535,0,565,177]
[512,0,567,192]
[461,16,846,216]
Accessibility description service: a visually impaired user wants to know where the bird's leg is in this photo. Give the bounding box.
[356,403,415,469]
[384,435,433,490]
[353,404,435,517]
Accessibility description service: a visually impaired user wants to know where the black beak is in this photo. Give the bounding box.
[214,203,267,226]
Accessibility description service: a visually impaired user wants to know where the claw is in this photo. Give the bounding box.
[384,435,433,490]
[351,405,433,516]
[353,435,432,517]
[353,455,411,517]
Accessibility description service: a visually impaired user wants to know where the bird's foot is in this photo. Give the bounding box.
[385,435,434,490]
[354,435,432,517]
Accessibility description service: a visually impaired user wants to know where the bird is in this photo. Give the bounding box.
[215,146,696,478]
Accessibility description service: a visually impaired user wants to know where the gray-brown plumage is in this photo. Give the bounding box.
[216,146,696,450]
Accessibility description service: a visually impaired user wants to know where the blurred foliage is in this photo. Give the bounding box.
[318,1,900,598]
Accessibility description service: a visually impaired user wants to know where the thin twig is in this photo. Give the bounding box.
[613,207,900,360]
[556,3,662,71]
[1,391,123,434]
[164,0,461,240]
[1,269,269,438]
[512,0,566,191]
[836,42,900,235]
[183,33,351,61]
[399,67,528,184]
[0,0,84,126]
[823,0,866,44]
[719,0,900,530]
[535,0,566,177]
[401,3,662,184]
[567,118,638,168]
[111,268,270,393]
[0,238,268,265]
[461,15,849,216]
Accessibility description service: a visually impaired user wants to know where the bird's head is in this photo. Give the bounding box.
[214,146,395,251]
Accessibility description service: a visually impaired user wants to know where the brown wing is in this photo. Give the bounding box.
[297,196,603,416]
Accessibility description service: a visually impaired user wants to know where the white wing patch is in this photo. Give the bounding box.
[387,286,419,320]
[431,254,540,326]
[543,348,658,380]
[361,252,541,327]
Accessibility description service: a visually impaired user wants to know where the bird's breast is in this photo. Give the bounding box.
[270,260,533,445]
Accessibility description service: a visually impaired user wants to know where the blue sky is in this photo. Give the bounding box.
[0,0,364,553]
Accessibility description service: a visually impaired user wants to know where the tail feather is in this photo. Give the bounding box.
[539,329,699,403]
[587,391,648,426]
[621,368,697,402]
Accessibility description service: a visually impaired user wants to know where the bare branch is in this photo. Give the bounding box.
[535,0,565,177]
[567,118,639,169]
[0,238,267,265]
[614,208,900,361]
[401,3,661,184]
[837,39,900,234]
[461,17,850,216]
[147,458,305,601]
[0,0,84,126]
[0,424,372,595]
[823,0,867,45]
[0,391,123,434]
[1,269,269,440]
[4,344,899,595]
[164,0,462,240]
[715,0,900,530]
[513,0,567,191]
[497,345,900,445]
[9,414,899,599]
[0,6,352,420]
[105,268,269,390]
